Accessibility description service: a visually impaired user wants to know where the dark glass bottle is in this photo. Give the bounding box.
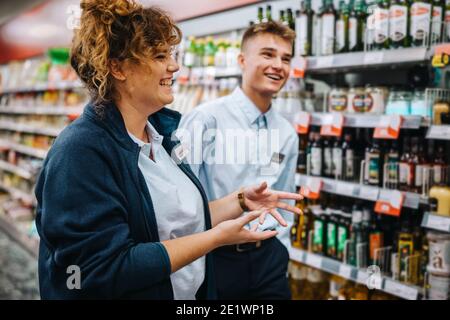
[349,0,367,51]
[389,0,411,48]
[399,136,412,191]
[386,140,400,188]
[287,8,296,30]
[310,132,323,176]
[431,0,445,44]
[257,6,264,23]
[369,212,384,265]
[336,0,350,53]
[323,137,333,177]
[373,0,391,49]
[337,206,352,261]
[321,0,337,55]
[365,139,381,186]
[410,0,432,47]
[279,10,288,25]
[332,136,344,179]
[297,0,314,56]
[297,134,308,174]
[342,132,356,181]
[408,136,420,192]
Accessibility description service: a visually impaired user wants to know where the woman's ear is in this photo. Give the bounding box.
[109,59,127,81]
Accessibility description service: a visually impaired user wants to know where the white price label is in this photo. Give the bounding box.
[427,214,450,232]
[306,254,322,269]
[356,271,368,284]
[359,186,380,201]
[383,280,419,300]
[427,125,450,140]
[364,51,384,64]
[339,264,353,279]
[289,248,304,263]
[336,182,355,196]
[316,56,334,68]
[387,190,404,209]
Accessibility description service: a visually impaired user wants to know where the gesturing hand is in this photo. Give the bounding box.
[243,181,303,228]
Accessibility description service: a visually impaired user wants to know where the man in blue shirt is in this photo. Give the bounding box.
[178,21,298,299]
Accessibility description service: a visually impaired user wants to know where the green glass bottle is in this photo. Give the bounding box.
[389,0,411,48]
[373,0,391,49]
[265,5,273,22]
[349,0,367,51]
[410,0,432,46]
[257,6,264,23]
[280,9,288,25]
[336,0,350,53]
[287,8,296,30]
[296,0,314,56]
[320,0,337,55]
[431,0,445,44]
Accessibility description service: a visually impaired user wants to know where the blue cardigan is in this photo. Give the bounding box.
[35,103,216,299]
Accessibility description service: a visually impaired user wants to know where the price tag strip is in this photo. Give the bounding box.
[339,264,354,280]
[363,51,385,65]
[383,279,419,300]
[288,247,305,263]
[422,213,450,232]
[426,125,450,141]
[374,115,403,139]
[299,177,323,199]
[320,113,344,137]
[295,111,311,134]
[375,190,405,216]
[305,253,322,269]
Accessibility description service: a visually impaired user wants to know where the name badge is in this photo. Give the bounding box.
[173,143,189,163]
[270,152,285,164]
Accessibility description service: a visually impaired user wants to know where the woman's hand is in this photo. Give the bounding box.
[213,210,278,247]
[243,181,303,228]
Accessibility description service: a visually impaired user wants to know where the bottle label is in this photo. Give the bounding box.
[345,149,354,179]
[311,147,322,176]
[389,5,408,41]
[432,6,443,42]
[433,164,443,184]
[415,164,424,187]
[387,155,399,183]
[321,14,336,55]
[333,147,343,177]
[297,15,309,55]
[410,2,432,42]
[446,10,450,41]
[336,19,346,51]
[349,17,358,49]
[369,232,383,261]
[324,147,333,176]
[374,8,390,44]
[327,223,337,255]
[330,94,348,112]
[313,220,324,246]
[184,52,195,67]
[368,154,380,184]
[353,94,366,112]
[364,93,374,112]
[337,226,348,258]
[399,162,410,184]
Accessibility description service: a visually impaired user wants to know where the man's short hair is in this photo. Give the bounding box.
[241,21,295,52]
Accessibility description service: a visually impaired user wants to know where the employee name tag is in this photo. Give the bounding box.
[270,152,285,164]
[173,143,189,163]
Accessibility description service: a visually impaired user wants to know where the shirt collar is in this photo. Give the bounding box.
[128,121,163,148]
[230,87,274,126]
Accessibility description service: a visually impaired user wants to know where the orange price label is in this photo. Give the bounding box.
[290,56,307,78]
[295,111,311,134]
[299,177,322,199]
[374,115,403,139]
[374,190,405,216]
[320,113,344,137]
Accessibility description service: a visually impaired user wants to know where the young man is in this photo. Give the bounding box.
[178,21,298,299]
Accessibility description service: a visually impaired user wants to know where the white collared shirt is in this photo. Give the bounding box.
[128,121,205,300]
[178,87,299,249]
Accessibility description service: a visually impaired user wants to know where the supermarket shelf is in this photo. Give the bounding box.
[310,113,425,129]
[421,212,450,233]
[0,140,47,159]
[306,47,430,73]
[0,160,34,180]
[0,121,62,137]
[0,213,38,258]
[0,106,83,116]
[426,125,450,140]
[295,173,427,209]
[0,81,84,94]
[289,247,423,300]
[0,182,35,205]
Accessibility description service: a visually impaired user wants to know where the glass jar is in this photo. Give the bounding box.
[347,87,366,113]
[365,86,388,114]
[329,87,348,112]
[385,88,412,115]
[410,89,431,118]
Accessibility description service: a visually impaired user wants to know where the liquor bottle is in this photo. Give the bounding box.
[389,0,411,48]
[364,139,381,186]
[183,36,196,68]
[280,9,288,25]
[366,0,380,48]
[296,0,314,56]
[300,200,315,249]
[326,204,339,258]
[263,5,273,22]
[311,132,323,176]
[313,0,324,56]
[399,136,412,191]
[323,137,333,177]
[342,132,355,181]
[432,143,446,185]
[414,138,429,194]
[195,38,205,67]
[321,0,337,55]
[410,0,432,46]
[349,203,363,266]
[369,212,384,265]
[297,134,308,174]
[397,211,416,283]
[373,0,391,49]
[291,213,301,246]
[349,0,367,51]
[408,136,420,192]
[359,206,371,268]
[287,8,296,30]
[312,205,327,254]
[336,0,350,53]
[203,37,217,67]
[446,0,450,42]
[431,0,445,44]
[386,140,400,188]
[332,136,344,179]
[337,206,352,261]
[257,6,264,23]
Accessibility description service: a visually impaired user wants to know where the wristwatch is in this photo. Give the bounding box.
[238,188,250,212]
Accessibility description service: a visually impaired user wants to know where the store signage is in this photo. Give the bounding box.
[374,115,403,139]
[295,111,311,134]
[374,190,405,216]
[320,113,344,137]
[299,177,323,199]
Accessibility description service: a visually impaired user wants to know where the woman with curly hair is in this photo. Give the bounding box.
[35,0,302,300]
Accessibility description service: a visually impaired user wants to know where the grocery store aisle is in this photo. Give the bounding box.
[0,229,39,299]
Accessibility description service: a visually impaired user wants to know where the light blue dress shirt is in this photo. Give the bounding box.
[128,121,205,300]
[178,87,299,249]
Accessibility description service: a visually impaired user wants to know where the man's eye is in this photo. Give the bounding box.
[262,52,272,58]
[156,54,167,60]
[283,58,291,63]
